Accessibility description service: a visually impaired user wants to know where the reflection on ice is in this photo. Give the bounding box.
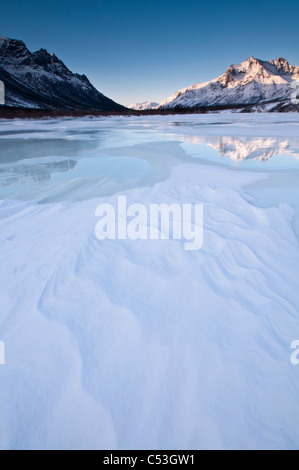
[0,114,298,202]
[179,135,299,162]
[0,158,77,186]
[0,137,98,164]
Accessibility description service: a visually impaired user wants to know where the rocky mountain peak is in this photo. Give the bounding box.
[0,34,126,111]
[158,56,299,111]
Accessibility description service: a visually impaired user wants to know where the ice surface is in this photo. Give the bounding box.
[0,114,299,449]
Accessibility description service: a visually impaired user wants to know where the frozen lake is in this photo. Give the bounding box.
[0,114,299,449]
[0,113,299,202]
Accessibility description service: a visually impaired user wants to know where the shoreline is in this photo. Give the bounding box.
[1,101,298,119]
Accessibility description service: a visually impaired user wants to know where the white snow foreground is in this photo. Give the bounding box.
[0,115,298,450]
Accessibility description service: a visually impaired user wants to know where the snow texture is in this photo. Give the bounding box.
[0,114,299,450]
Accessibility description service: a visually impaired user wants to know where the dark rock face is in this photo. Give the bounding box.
[0,35,126,111]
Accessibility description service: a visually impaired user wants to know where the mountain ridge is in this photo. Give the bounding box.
[157,56,299,111]
[128,101,159,111]
[0,35,126,111]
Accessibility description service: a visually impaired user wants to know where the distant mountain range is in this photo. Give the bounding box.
[1,36,299,114]
[0,35,126,111]
[128,101,159,111]
[157,57,299,112]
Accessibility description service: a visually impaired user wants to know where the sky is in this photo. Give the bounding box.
[0,0,299,106]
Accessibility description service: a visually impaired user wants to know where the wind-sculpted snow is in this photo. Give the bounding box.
[0,115,298,449]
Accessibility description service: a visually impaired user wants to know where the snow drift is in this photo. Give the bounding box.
[0,114,299,450]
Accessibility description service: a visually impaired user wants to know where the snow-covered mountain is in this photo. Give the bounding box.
[158,57,299,111]
[0,35,126,111]
[128,101,159,110]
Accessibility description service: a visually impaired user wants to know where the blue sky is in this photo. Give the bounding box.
[0,0,299,106]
